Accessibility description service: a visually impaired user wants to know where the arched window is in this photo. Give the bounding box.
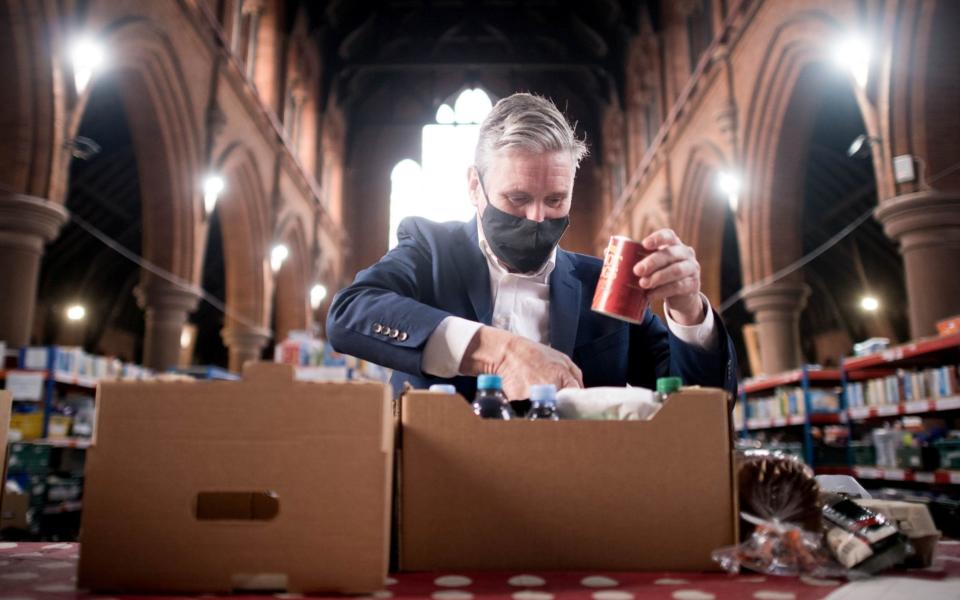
[388,88,493,249]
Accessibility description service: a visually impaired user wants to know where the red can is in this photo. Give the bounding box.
[591,235,651,324]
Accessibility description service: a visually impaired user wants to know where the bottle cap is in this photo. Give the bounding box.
[529,384,557,403]
[656,376,683,394]
[477,374,503,390]
[428,384,456,394]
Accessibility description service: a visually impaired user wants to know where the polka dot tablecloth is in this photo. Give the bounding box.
[1,541,959,599]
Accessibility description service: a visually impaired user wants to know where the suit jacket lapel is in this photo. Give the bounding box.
[549,249,581,357]
[455,218,493,325]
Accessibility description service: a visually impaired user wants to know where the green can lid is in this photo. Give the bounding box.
[656,376,683,394]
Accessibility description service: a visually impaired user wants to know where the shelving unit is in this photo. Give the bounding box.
[833,332,960,487]
[738,366,846,465]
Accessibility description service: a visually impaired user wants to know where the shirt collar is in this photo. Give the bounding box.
[476,217,557,282]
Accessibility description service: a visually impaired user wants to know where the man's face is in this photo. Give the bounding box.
[468,149,575,222]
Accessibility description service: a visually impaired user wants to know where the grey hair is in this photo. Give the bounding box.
[475,93,589,177]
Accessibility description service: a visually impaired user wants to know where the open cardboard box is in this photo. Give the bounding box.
[398,387,737,571]
[78,363,394,594]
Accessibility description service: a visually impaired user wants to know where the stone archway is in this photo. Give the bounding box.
[29,16,205,370]
[875,0,960,337]
[0,1,69,346]
[738,11,882,374]
[213,144,272,371]
[273,213,312,343]
[674,143,730,307]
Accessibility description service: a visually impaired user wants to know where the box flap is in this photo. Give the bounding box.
[79,377,393,593]
[400,388,735,571]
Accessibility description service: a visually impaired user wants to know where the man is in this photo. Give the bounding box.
[328,93,736,399]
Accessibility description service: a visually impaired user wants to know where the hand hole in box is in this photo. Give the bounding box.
[195,491,279,521]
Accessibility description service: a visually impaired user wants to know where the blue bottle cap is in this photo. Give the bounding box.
[477,374,503,390]
[529,384,557,403]
[428,384,457,394]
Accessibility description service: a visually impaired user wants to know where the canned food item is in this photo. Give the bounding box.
[591,235,650,324]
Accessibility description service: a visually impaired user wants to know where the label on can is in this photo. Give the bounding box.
[591,236,650,324]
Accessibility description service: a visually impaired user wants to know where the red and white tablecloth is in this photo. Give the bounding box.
[1,541,959,599]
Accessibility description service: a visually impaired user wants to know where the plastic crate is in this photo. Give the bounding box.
[935,439,960,469]
[850,441,876,466]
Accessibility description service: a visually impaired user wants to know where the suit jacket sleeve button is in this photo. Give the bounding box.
[389,329,400,339]
[398,332,408,342]
[373,323,383,334]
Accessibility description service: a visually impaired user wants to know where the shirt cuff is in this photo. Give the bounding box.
[663,293,720,350]
[421,316,485,378]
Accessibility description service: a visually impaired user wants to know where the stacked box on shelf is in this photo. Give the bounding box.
[744,386,840,422]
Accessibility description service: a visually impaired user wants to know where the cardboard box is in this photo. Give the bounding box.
[0,487,31,530]
[79,362,394,594]
[937,315,960,336]
[399,388,737,571]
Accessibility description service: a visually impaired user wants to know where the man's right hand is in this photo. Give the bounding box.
[459,326,583,399]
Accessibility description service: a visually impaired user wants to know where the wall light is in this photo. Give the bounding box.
[310,283,328,309]
[66,304,87,322]
[716,171,741,211]
[270,244,289,272]
[860,295,880,312]
[203,174,225,214]
[180,327,193,349]
[834,34,871,88]
[70,36,106,94]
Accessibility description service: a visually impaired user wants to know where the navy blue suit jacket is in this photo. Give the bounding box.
[327,217,737,399]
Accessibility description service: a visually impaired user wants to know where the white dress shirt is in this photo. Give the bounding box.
[421,222,719,378]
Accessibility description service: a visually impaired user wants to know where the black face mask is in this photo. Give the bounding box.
[478,179,570,273]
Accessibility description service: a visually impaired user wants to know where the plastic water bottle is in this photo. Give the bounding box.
[656,376,682,403]
[473,374,515,419]
[528,384,560,420]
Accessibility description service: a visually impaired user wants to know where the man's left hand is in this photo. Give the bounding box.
[632,228,705,326]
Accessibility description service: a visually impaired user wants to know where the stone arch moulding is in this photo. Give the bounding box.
[62,16,204,286]
[273,210,312,341]
[674,142,731,306]
[212,142,272,337]
[739,9,881,285]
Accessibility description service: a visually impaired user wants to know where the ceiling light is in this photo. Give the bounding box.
[310,283,328,309]
[860,295,879,312]
[834,35,871,88]
[71,36,106,93]
[270,244,289,272]
[717,171,741,211]
[203,175,224,214]
[66,304,87,322]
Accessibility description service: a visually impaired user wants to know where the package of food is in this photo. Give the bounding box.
[713,451,833,576]
[822,493,912,574]
[736,450,823,538]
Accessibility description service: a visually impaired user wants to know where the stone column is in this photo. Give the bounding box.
[743,281,811,375]
[0,193,69,347]
[221,324,272,372]
[134,281,200,372]
[875,191,960,338]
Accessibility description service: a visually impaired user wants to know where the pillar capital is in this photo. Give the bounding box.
[134,280,201,313]
[742,281,810,375]
[742,281,811,315]
[0,192,69,250]
[875,190,960,250]
[0,193,69,346]
[134,280,201,371]
[875,190,960,338]
[220,324,272,348]
[221,324,272,372]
